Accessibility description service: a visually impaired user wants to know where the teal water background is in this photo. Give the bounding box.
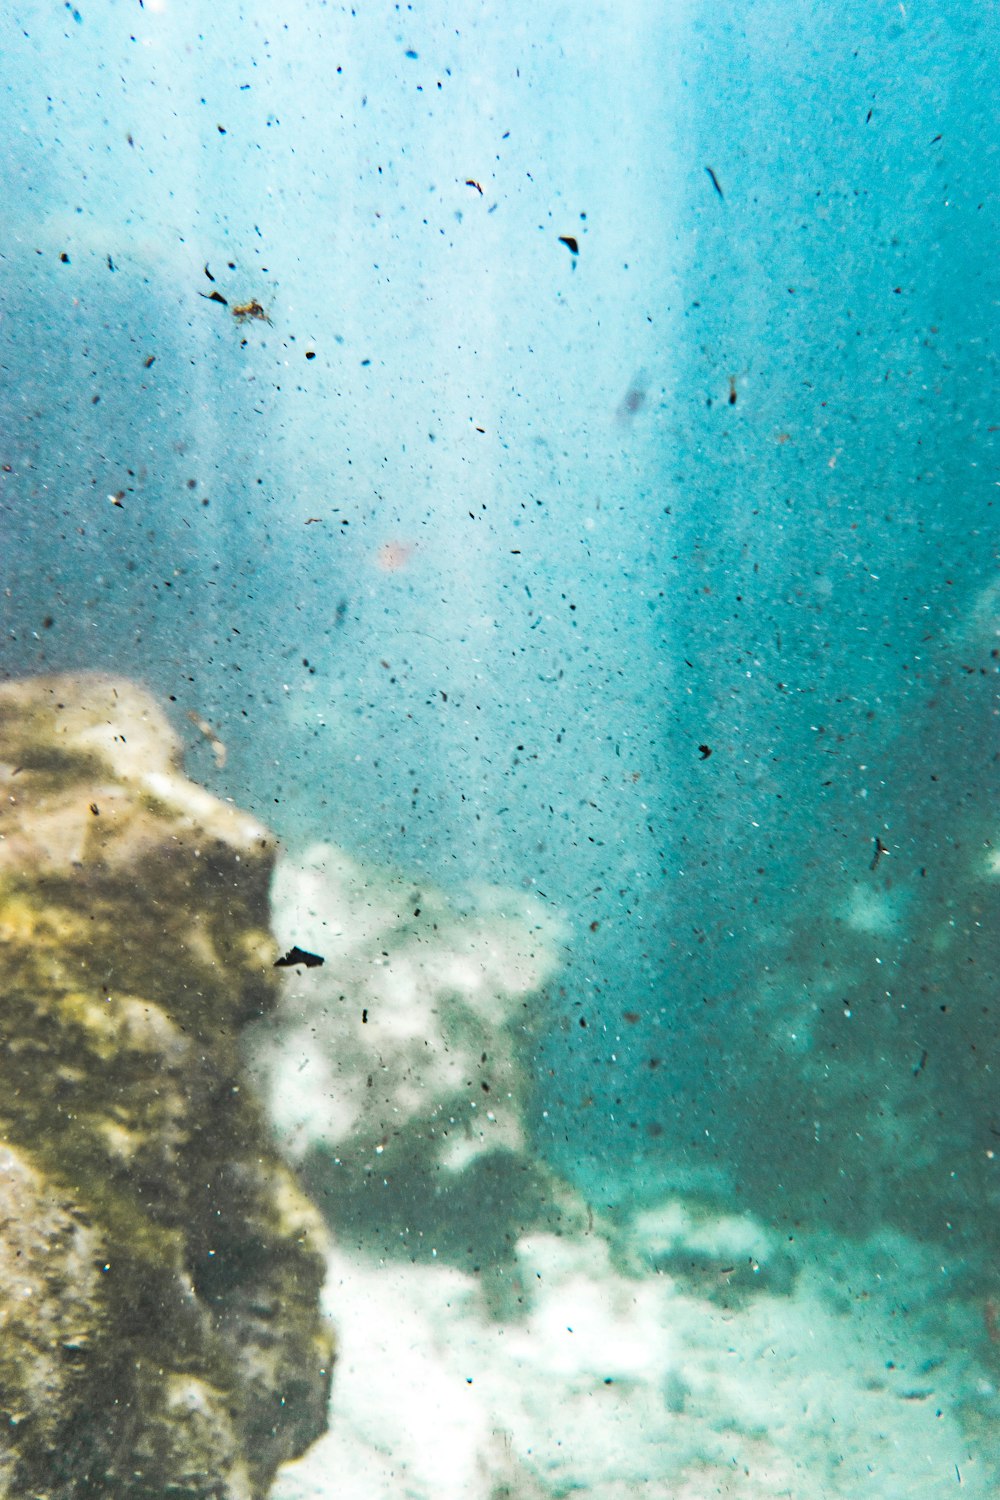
[1,0,997,1229]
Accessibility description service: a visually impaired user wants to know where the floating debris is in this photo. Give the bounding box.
[186,710,227,769]
[231,299,272,325]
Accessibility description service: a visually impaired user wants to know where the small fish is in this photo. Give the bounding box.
[274,945,325,969]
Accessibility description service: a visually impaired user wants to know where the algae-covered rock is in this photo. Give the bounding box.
[0,673,333,1499]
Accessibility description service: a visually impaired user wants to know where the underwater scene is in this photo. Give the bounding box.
[0,0,998,1494]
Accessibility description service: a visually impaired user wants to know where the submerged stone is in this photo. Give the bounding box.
[246,840,583,1277]
[0,673,333,1499]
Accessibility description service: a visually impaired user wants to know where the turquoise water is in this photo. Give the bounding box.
[2,3,998,1486]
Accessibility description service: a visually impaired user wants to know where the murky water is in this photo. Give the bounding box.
[2,1,998,1493]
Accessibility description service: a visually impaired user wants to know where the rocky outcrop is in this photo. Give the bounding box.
[245,842,580,1274]
[0,673,333,1499]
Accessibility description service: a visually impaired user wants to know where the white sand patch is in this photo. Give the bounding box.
[837,884,902,936]
[271,1211,997,1500]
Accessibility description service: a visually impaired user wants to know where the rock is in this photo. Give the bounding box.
[0,673,333,1499]
[608,1199,798,1300]
[244,842,581,1271]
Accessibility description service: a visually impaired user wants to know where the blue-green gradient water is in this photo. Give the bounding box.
[2,0,997,1247]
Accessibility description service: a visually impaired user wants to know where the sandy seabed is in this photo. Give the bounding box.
[256,839,1000,1499]
[270,1209,999,1500]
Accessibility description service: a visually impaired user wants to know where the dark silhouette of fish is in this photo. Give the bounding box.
[274,945,325,969]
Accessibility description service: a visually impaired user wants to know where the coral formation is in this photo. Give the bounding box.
[0,673,333,1498]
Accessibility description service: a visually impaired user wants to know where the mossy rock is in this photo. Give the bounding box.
[0,674,333,1498]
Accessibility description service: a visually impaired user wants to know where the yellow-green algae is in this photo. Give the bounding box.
[0,674,333,1499]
